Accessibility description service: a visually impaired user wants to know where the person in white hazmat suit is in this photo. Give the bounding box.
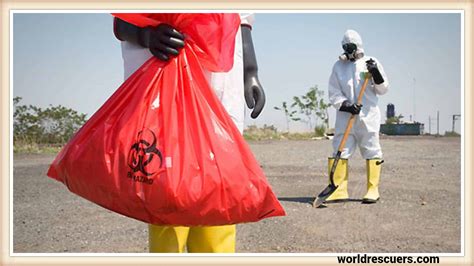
[113,14,265,252]
[326,29,389,204]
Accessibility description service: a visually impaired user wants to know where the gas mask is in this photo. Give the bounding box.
[339,43,363,61]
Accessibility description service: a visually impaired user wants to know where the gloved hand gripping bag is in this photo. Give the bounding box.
[47,13,286,226]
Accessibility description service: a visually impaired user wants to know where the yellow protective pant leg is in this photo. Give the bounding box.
[148,224,236,253]
[363,159,383,203]
[187,225,236,253]
[148,225,189,253]
[325,157,349,202]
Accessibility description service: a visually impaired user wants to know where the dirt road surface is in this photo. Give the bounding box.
[13,136,461,253]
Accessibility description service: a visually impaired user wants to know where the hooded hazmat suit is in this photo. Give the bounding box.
[326,29,389,203]
[329,29,389,159]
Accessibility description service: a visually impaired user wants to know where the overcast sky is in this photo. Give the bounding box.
[13,12,462,134]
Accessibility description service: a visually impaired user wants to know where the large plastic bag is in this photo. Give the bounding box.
[47,13,285,226]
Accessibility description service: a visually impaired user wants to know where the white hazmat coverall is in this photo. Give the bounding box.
[328,30,389,160]
[326,29,389,203]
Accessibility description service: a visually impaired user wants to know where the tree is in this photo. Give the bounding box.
[291,85,330,132]
[386,114,404,124]
[13,97,87,144]
[274,101,300,132]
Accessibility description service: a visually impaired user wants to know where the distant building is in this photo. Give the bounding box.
[380,103,424,135]
[386,103,395,119]
[380,123,424,135]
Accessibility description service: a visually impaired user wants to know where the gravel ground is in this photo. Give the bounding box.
[12,136,461,253]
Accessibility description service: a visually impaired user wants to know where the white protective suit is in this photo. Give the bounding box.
[328,29,389,159]
[120,13,254,133]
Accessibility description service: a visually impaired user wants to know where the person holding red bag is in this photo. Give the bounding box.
[113,13,265,253]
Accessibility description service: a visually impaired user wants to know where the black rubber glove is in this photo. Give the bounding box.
[242,25,265,119]
[366,58,385,85]
[339,100,362,115]
[114,18,185,62]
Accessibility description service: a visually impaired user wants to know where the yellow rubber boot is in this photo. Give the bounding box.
[148,225,190,253]
[362,159,383,203]
[187,225,236,253]
[325,157,349,202]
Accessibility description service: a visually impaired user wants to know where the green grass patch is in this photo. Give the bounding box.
[14,141,63,154]
[243,125,329,141]
[444,131,461,137]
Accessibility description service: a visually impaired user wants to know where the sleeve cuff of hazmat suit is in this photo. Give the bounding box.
[240,13,255,26]
[333,99,347,110]
[374,80,389,95]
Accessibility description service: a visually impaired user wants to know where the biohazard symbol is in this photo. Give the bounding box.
[127,129,163,176]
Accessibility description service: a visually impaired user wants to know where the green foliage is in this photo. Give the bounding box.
[314,125,326,137]
[444,131,460,137]
[282,132,317,140]
[243,124,280,141]
[13,141,63,154]
[386,114,404,124]
[13,97,87,145]
[243,124,327,141]
[291,85,330,133]
[274,101,300,132]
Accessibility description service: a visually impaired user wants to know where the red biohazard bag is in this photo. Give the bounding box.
[47,13,285,226]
